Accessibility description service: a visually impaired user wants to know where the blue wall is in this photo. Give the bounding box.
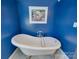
[17,0,77,59]
[17,0,58,36]
[1,0,77,59]
[53,0,77,58]
[1,0,20,59]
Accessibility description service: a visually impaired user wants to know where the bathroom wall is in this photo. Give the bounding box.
[16,0,77,59]
[17,0,58,36]
[53,0,77,58]
[1,0,20,59]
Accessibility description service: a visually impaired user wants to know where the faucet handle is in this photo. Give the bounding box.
[37,31,44,37]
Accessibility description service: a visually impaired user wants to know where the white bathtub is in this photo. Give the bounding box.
[11,34,61,56]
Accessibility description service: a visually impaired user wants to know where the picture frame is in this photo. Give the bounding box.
[29,6,48,24]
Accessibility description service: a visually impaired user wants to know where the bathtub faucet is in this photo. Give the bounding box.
[37,31,44,37]
[37,31,46,47]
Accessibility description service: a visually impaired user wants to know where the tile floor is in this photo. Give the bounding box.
[9,48,69,59]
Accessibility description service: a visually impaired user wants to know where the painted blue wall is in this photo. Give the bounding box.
[17,0,58,36]
[53,0,77,58]
[16,0,77,59]
[1,0,20,59]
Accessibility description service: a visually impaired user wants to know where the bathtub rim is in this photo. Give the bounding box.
[11,34,61,50]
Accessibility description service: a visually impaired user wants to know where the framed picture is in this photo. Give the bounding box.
[29,6,48,24]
